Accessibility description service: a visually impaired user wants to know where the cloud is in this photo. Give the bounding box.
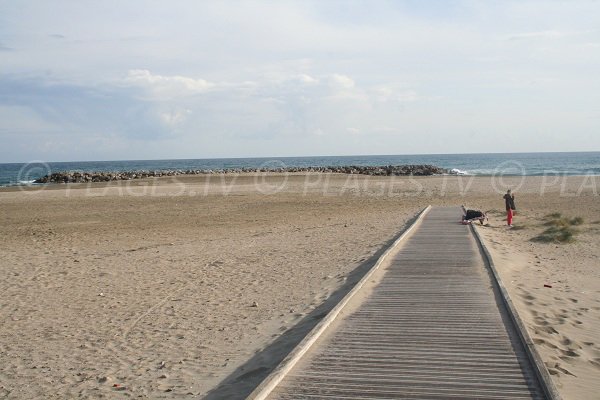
[121,69,405,112]
[124,69,215,99]
[0,75,172,141]
[328,74,355,89]
[296,74,319,85]
[158,108,192,127]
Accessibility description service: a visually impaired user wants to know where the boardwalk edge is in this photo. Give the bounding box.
[469,219,562,400]
[245,205,432,400]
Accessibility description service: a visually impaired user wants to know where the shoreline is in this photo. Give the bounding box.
[5,171,600,189]
[6,171,600,189]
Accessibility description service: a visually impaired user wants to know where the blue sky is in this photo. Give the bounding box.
[1,0,599,162]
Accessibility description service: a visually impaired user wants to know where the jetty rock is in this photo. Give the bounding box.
[33,164,454,184]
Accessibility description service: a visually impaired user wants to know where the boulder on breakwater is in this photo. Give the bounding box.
[33,164,454,184]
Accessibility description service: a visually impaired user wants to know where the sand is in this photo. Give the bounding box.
[0,173,598,399]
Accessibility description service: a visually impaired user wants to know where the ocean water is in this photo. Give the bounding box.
[1,152,599,187]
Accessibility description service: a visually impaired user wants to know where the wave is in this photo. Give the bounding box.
[0,180,43,187]
[450,168,471,175]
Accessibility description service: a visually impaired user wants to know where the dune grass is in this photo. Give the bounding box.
[533,213,584,243]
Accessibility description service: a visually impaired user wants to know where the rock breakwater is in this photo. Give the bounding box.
[34,164,453,184]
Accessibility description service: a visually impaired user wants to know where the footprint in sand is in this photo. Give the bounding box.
[545,362,577,377]
[556,365,577,376]
[539,326,559,334]
[560,349,580,358]
[534,338,559,349]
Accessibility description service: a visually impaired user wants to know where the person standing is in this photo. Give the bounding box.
[503,189,516,227]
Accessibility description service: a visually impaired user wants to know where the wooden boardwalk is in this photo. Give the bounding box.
[251,206,552,400]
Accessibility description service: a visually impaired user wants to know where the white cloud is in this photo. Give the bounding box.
[159,108,191,127]
[328,74,355,89]
[296,74,319,85]
[124,69,214,98]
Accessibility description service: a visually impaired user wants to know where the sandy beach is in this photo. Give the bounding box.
[1,174,598,399]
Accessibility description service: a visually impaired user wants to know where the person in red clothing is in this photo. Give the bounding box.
[503,189,516,227]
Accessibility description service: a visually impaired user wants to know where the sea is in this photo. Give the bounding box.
[1,152,599,187]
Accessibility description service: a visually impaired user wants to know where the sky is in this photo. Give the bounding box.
[1,0,599,162]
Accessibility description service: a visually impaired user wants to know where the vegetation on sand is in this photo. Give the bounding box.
[533,213,584,243]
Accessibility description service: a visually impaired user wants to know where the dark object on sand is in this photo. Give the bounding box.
[463,209,487,225]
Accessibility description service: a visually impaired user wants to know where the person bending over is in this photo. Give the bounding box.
[463,209,487,225]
